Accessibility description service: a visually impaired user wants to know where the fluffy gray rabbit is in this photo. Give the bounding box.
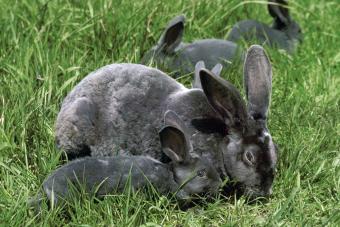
[55,45,277,198]
[37,116,221,207]
[141,15,243,76]
[227,0,302,54]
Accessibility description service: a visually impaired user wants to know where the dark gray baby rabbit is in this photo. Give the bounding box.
[40,116,221,207]
[141,15,242,76]
[55,45,277,199]
[227,0,302,53]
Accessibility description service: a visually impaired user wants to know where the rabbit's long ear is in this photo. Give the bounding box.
[193,62,223,89]
[159,126,191,163]
[211,63,223,77]
[268,0,290,26]
[200,69,247,129]
[157,15,185,54]
[164,110,188,133]
[244,45,272,120]
[193,61,206,89]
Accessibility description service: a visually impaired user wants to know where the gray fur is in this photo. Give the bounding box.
[56,45,277,198]
[40,156,181,207]
[163,110,190,137]
[40,155,219,207]
[199,69,248,128]
[244,45,272,119]
[227,0,302,54]
[141,15,243,76]
[159,111,221,196]
[220,45,277,198]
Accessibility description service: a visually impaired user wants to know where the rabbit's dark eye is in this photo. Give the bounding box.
[197,169,207,177]
[243,150,256,166]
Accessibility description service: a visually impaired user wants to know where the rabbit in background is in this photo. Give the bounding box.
[192,61,222,89]
[141,15,243,77]
[227,0,302,54]
[55,45,277,199]
[32,111,221,208]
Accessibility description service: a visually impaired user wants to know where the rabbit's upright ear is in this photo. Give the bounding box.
[159,126,191,163]
[244,45,272,120]
[193,62,223,88]
[157,15,185,54]
[211,63,223,77]
[164,110,188,134]
[193,61,206,88]
[200,69,247,129]
[268,0,290,26]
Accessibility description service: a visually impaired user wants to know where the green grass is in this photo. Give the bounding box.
[0,0,339,226]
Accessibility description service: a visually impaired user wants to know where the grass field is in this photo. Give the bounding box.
[0,0,339,226]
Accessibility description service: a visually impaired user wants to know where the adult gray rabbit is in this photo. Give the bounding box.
[141,15,243,77]
[37,115,221,207]
[56,45,277,198]
[227,0,302,54]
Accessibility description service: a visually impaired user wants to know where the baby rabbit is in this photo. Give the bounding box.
[227,0,302,53]
[39,111,221,207]
[141,15,242,77]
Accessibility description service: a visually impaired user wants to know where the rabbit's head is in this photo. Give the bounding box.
[141,15,185,73]
[269,0,302,43]
[159,110,222,198]
[196,45,278,199]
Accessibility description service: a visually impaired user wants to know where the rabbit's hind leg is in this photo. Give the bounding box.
[55,97,97,160]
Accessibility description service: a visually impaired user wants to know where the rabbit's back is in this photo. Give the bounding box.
[152,39,241,76]
[60,64,183,109]
[56,64,186,158]
[42,156,174,200]
[228,20,295,53]
[179,39,241,71]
